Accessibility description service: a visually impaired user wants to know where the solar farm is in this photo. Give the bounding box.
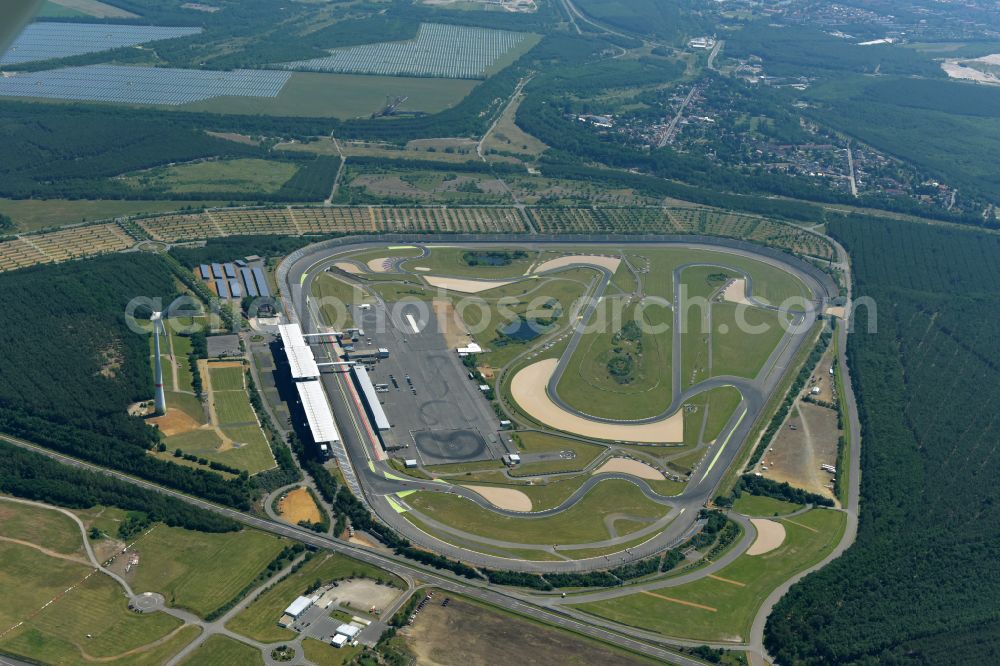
[281,23,529,79]
[0,65,292,106]
[0,223,134,271]
[0,23,201,66]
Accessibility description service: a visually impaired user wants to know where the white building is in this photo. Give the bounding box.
[284,595,313,619]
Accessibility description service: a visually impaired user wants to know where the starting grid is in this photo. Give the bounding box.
[0,64,292,106]
[0,22,202,66]
[282,23,528,80]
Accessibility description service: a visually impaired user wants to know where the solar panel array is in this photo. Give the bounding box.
[0,65,291,106]
[281,23,528,80]
[0,23,202,66]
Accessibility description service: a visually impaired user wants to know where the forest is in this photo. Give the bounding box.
[0,440,239,533]
[0,254,255,509]
[765,218,1000,663]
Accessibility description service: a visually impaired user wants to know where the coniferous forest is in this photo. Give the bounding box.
[765,218,1000,663]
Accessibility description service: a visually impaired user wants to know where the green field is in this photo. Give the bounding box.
[0,500,83,554]
[302,637,362,666]
[732,494,804,517]
[180,635,263,666]
[127,525,287,618]
[460,268,595,368]
[0,543,185,665]
[556,298,673,420]
[572,508,846,642]
[313,272,374,328]
[227,552,402,643]
[402,247,537,278]
[125,159,298,195]
[0,198,227,233]
[180,72,477,119]
[404,479,669,545]
[207,366,246,392]
[512,430,606,474]
[712,304,791,379]
[213,391,258,424]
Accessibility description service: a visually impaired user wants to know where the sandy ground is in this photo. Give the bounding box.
[464,485,533,512]
[511,359,683,443]
[334,261,365,275]
[757,402,839,501]
[811,350,837,403]
[149,408,201,437]
[593,457,666,480]
[533,254,622,275]
[423,276,516,293]
[433,299,474,348]
[333,578,401,613]
[402,596,646,666]
[278,487,322,524]
[722,278,751,305]
[367,257,396,273]
[942,61,1000,84]
[747,519,786,555]
[824,306,846,319]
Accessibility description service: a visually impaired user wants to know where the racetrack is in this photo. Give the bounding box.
[511,359,684,443]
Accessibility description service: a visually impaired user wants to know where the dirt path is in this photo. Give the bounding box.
[0,535,91,565]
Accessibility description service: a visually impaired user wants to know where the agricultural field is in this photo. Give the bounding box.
[0,222,135,272]
[399,593,654,666]
[125,525,287,618]
[226,552,402,643]
[572,508,846,642]
[181,72,477,119]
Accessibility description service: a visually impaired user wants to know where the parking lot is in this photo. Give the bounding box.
[352,301,509,465]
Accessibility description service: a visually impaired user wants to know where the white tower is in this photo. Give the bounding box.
[151,312,167,415]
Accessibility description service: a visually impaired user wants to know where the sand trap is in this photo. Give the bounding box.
[423,276,515,294]
[511,359,683,443]
[278,487,322,525]
[367,257,397,273]
[824,306,847,319]
[334,261,364,275]
[722,278,751,305]
[747,519,786,555]
[465,486,532,512]
[533,254,621,275]
[593,457,666,480]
